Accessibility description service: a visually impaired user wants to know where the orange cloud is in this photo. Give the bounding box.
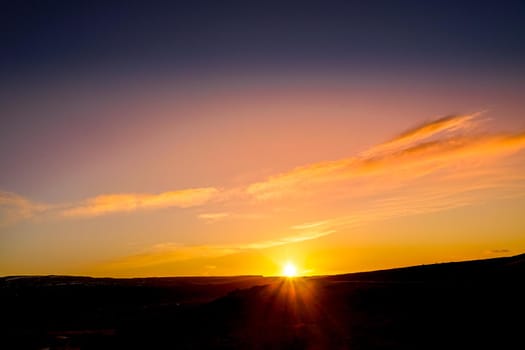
[362,112,482,157]
[3,110,525,265]
[87,112,525,273]
[197,212,230,221]
[246,113,525,200]
[291,220,331,230]
[62,187,219,217]
[239,229,336,250]
[100,227,337,272]
[102,243,238,270]
[0,191,48,226]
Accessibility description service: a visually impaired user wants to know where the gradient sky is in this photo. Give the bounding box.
[1,0,525,276]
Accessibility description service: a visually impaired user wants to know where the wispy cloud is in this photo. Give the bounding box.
[0,187,220,225]
[197,212,230,221]
[101,228,335,271]
[291,220,331,230]
[486,249,511,254]
[0,191,48,226]
[197,211,267,222]
[361,112,482,157]
[3,111,525,270]
[246,113,525,200]
[86,112,525,272]
[62,187,219,217]
[103,243,238,269]
[239,230,336,250]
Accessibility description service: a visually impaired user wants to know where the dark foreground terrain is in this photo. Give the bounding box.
[2,254,524,349]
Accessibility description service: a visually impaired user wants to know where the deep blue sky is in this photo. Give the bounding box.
[2,0,525,78]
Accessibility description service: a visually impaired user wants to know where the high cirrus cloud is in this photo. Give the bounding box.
[5,111,523,273]
[361,112,482,157]
[2,112,525,228]
[0,191,49,226]
[62,187,219,217]
[99,227,337,271]
[246,113,525,200]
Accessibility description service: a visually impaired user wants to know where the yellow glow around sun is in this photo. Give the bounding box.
[283,262,298,277]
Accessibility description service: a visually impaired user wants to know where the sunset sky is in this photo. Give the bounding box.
[1,1,525,277]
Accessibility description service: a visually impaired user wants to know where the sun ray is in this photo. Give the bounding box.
[283,262,298,277]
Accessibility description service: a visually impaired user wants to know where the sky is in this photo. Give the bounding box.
[1,0,525,277]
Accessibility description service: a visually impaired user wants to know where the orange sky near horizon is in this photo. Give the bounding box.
[1,75,525,277]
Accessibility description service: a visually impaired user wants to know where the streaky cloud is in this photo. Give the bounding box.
[246,113,525,200]
[0,191,48,227]
[362,112,482,158]
[3,110,525,260]
[198,212,230,221]
[62,187,219,217]
[101,229,335,271]
[88,112,525,273]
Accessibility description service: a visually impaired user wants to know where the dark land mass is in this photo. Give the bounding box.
[2,253,525,349]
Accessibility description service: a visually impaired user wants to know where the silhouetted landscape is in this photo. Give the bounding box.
[2,253,524,349]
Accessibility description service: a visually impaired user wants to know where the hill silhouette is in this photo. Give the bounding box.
[2,254,524,349]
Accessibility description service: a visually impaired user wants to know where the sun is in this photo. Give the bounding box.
[282,262,298,277]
